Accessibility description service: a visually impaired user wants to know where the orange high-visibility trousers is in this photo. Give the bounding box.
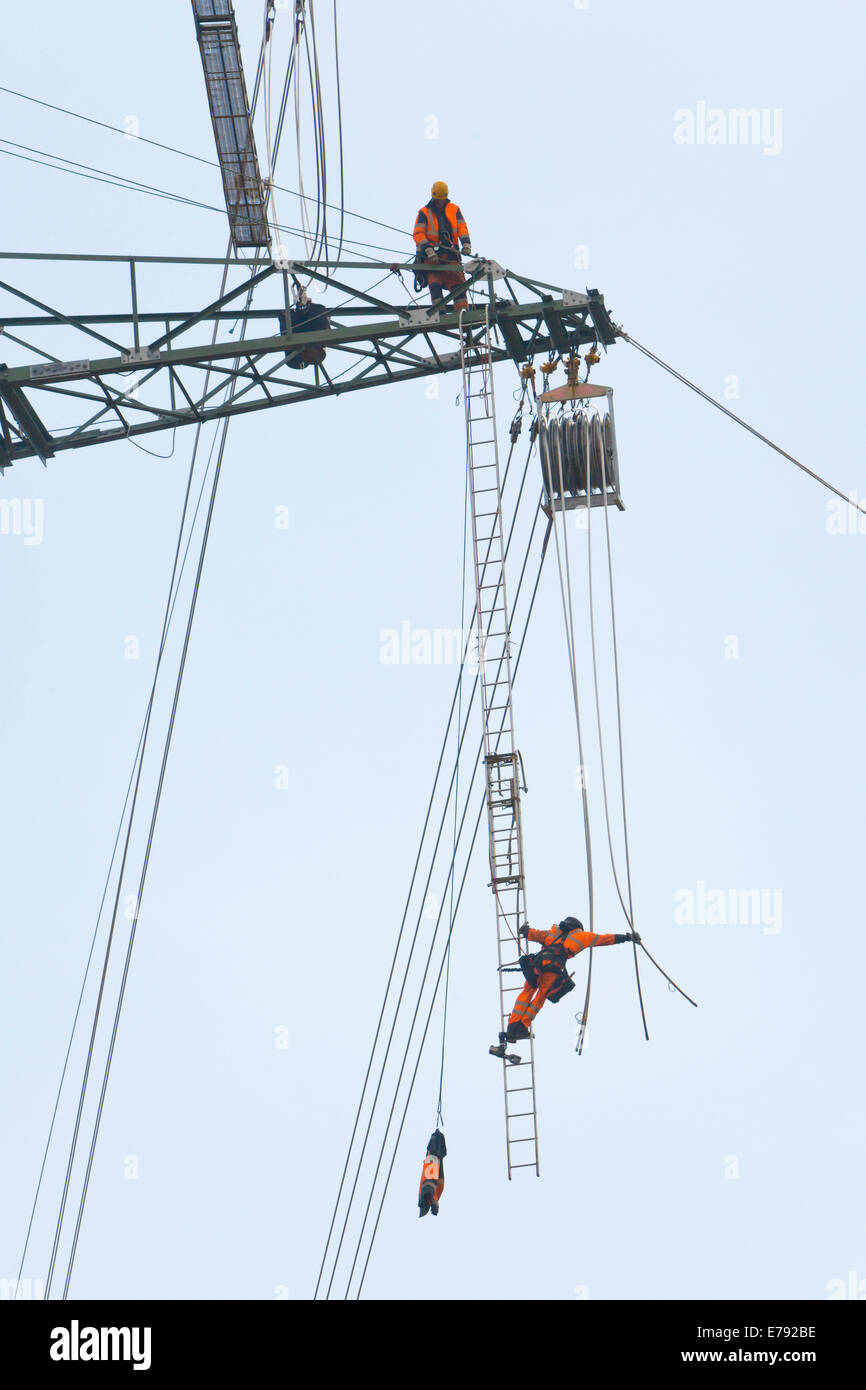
[508,970,561,1032]
[426,261,467,309]
[419,1157,444,1205]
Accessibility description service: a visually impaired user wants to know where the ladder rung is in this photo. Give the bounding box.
[506,1111,535,1119]
[508,1136,536,1144]
[506,1085,534,1093]
[509,1162,538,1170]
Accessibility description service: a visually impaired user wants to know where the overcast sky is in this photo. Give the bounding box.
[1,0,864,1302]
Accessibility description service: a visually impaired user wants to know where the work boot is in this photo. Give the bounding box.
[488,1043,507,1059]
[507,1021,530,1042]
[430,1202,439,1216]
[419,1180,435,1217]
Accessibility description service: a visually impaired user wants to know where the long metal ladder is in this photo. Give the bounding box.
[460,303,540,1179]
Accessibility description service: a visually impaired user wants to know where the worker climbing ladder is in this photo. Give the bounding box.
[460,304,540,1179]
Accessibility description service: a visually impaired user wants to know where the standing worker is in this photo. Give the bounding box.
[413,181,473,311]
[490,917,640,1055]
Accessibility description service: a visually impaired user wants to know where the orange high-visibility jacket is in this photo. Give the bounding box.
[525,924,619,958]
[413,200,469,251]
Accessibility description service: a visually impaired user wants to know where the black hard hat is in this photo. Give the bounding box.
[559,916,583,934]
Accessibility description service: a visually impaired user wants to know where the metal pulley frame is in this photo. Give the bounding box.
[539,386,624,516]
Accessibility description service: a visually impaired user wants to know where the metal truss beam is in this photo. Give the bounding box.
[0,254,619,469]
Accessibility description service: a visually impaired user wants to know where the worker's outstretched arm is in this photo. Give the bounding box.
[565,931,638,956]
[523,927,551,945]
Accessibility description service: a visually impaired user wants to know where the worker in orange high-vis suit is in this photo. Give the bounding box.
[490,917,640,1054]
[413,180,472,310]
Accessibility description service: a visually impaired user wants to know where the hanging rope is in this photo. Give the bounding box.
[637,940,698,1008]
[539,410,595,1053]
[436,442,471,1129]
[598,434,648,1038]
[315,433,540,1300]
[336,505,548,1300]
[351,527,550,1301]
[582,416,648,1041]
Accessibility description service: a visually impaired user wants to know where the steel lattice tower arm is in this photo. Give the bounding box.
[0,253,617,469]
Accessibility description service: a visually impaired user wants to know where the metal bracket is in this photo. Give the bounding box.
[399,307,439,326]
[121,347,160,365]
[560,290,589,307]
[29,360,91,381]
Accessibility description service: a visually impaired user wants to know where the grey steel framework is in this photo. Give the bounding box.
[0,252,617,470]
[190,0,270,248]
[461,307,539,1178]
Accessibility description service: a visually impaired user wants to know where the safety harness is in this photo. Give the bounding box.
[503,937,576,1004]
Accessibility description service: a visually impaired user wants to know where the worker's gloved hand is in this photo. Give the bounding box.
[461,239,472,255]
[627,931,642,944]
[422,244,438,261]
[518,925,529,940]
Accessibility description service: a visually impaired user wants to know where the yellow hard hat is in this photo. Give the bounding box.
[431,180,449,200]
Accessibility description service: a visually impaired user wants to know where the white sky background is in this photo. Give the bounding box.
[1,0,864,1301]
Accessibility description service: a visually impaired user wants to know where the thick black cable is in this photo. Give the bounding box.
[0,144,403,260]
[315,434,534,1298]
[334,493,547,1299]
[42,368,221,1298]
[16,402,228,1281]
[622,331,866,516]
[0,84,410,241]
[351,536,550,1300]
[56,241,264,1296]
[16,724,147,1293]
[41,48,263,1297]
[637,941,698,1009]
[331,0,346,266]
[19,405,223,1301]
[312,428,528,1295]
[44,114,263,1290]
[436,454,470,1128]
[60,406,237,1299]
